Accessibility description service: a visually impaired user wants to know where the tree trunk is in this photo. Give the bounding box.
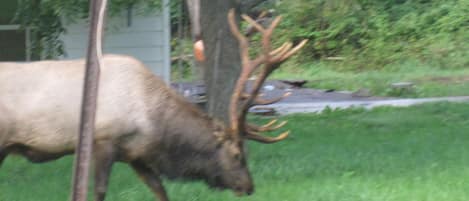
[200,0,240,123]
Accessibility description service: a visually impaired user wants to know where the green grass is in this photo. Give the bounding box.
[272,60,469,98]
[3,102,469,200]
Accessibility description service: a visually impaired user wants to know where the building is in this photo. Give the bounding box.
[0,0,171,82]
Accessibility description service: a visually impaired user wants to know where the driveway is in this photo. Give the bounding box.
[260,96,469,115]
[172,80,469,115]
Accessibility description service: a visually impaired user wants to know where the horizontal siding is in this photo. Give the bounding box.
[144,61,166,76]
[64,47,164,62]
[61,13,168,78]
[64,31,164,49]
[65,15,164,34]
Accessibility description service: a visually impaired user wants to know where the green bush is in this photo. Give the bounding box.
[274,0,469,70]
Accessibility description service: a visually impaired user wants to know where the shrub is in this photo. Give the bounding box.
[274,0,469,70]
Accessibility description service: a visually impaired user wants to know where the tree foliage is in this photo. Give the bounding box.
[274,0,469,69]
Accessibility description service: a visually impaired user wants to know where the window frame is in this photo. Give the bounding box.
[0,24,31,61]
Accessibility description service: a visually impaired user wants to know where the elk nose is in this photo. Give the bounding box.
[246,185,254,195]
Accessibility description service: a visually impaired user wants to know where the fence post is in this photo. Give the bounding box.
[70,0,108,200]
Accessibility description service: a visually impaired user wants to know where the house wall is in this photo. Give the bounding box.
[0,0,171,82]
[61,3,171,82]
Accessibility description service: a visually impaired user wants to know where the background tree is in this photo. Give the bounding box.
[200,0,241,122]
[198,0,271,122]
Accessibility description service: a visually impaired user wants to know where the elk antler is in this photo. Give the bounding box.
[227,9,307,143]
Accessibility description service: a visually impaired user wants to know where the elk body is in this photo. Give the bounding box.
[0,10,306,201]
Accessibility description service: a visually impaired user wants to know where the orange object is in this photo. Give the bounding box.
[193,40,205,62]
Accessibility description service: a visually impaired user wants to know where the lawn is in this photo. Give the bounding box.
[2,102,469,201]
[272,61,469,98]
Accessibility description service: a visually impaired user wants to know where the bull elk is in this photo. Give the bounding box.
[0,9,306,201]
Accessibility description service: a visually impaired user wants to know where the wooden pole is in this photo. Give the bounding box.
[70,0,107,200]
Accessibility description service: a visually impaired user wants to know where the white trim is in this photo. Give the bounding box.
[0,24,20,30]
[162,0,171,83]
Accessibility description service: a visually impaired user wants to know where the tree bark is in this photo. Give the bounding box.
[240,0,268,13]
[71,0,107,200]
[200,0,240,123]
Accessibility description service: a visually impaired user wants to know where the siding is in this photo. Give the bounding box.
[61,7,170,82]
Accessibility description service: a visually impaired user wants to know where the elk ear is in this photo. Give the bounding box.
[212,120,229,142]
[228,142,242,157]
[213,126,228,143]
[213,130,226,143]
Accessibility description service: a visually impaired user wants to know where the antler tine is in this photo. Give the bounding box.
[272,39,309,63]
[228,10,250,67]
[228,9,268,137]
[258,11,268,18]
[284,39,308,59]
[228,9,247,136]
[253,92,291,106]
[241,14,265,33]
[270,42,291,56]
[266,16,282,36]
[270,42,293,62]
[257,119,278,128]
[248,120,288,132]
[245,130,290,144]
[242,92,267,99]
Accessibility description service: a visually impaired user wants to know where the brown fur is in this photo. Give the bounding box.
[0,55,252,201]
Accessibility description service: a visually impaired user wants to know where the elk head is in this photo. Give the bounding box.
[204,9,307,196]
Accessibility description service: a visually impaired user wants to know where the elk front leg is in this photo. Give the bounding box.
[93,142,116,201]
[130,161,169,201]
[0,144,10,168]
[0,149,6,168]
[0,106,10,168]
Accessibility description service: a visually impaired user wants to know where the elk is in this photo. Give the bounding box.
[0,9,306,201]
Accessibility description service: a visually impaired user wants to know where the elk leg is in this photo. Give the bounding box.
[93,142,116,201]
[0,149,6,168]
[130,161,169,201]
[0,144,11,168]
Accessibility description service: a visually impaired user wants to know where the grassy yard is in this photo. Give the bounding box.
[273,61,469,98]
[2,102,469,201]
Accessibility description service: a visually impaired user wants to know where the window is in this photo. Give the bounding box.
[0,0,30,61]
[0,25,28,61]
